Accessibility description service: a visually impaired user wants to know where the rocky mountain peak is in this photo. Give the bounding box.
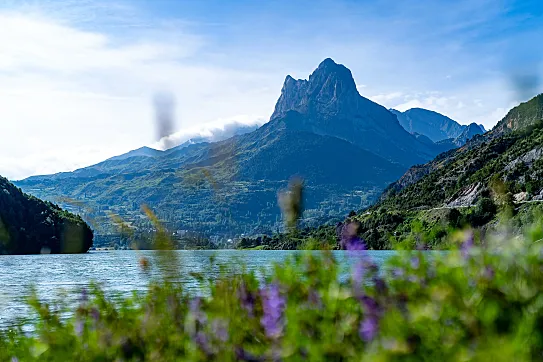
[271,58,360,120]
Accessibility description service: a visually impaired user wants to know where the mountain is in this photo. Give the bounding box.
[108,146,163,161]
[391,108,485,144]
[0,176,93,254]
[491,94,543,135]
[107,123,262,162]
[347,93,543,249]
[452,122,486,146]
[269,58,445,167]
[15,59,452,244]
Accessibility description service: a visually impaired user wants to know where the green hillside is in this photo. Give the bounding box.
[241,93,543,250]
[0,176,93,254]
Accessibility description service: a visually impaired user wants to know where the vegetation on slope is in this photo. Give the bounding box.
[2,222,543,361]
[238,94,543,250]
[0,176,93,254]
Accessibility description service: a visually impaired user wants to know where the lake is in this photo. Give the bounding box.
[0,250,397,327]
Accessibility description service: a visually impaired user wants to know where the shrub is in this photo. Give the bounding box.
[2,225,543,361]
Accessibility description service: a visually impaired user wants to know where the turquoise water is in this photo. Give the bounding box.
[0,250,397,327]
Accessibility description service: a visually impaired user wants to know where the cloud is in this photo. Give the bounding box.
[367,92,404,104]
[1,0,541,179]
[154,115,266,150]
[0,5,279,180]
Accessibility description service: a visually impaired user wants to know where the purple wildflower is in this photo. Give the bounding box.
[360,296,379,315]
[339,222,365,250]
[351,261,366,290]
[373,276,387,294]
[345,237,366,251]
[75,319,84,336]
[211,319,229,342]
[307,289,322,309]
[410,255,420,269]
[238,281,256,316]
[90,307,100,322]
[392,267,404,278]
[190,297,207,325]
[11,357,19,362]
[461,230,474,257]
[483,265,495,280]
[359,315,379,342]
[260,283,286,339]
[195,331,213,356]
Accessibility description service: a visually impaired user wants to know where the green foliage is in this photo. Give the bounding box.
[2,227,543,360]
[0,176,93,254]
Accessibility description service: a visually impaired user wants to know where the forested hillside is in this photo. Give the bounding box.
[0,176,93,254]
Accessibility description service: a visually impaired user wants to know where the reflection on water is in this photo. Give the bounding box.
[0,250,397,327]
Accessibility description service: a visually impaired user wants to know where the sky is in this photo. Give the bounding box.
[1,0,542,180]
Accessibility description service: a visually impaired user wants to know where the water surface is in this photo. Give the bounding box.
[0,250,397,326]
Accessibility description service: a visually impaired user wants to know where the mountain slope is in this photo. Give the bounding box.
[15,58,449,242]
[348,93,543,248]
[390,108,465,142]
[391,108,485,145]
[108,147,163,161]
[270,59,447,167]
[0,176,93,254]
[452,122,486,146]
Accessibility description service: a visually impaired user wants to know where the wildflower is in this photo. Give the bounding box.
[195,331,213,356]
[392,267,404,279]
[360,295,379,316]
[307,289,322,309]
[75,319,84,337]
[211,319,229,342]
[345,237,366,251]
[260,283,286,339]
[410,255,420,269]
[373,276,387,295]
[190,297,207,325]
[359,315,379,342]
[461,230,474,257]
[90,307,100,322]
[483,265,495,280]
[238,281,256,316]
[339,221,365,250]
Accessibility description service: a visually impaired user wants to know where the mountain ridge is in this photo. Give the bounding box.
[16,58,459,242]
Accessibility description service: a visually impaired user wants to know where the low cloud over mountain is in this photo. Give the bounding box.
[154,116,266,150]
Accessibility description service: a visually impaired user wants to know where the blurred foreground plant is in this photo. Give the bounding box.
[2,225,543,361]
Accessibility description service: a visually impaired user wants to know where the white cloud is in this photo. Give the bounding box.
[0,8,279,180]
[367,92,404,104]
[153,115,267,150]
[1,0,539,180]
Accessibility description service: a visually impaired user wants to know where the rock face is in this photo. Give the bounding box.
[270,58,444,167]
[453,123,485,146]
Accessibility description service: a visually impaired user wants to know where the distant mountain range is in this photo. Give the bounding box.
[15,58,483,243]
[390,108,485,143]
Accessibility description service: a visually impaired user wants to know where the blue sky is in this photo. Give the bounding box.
[0,0,542,179]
